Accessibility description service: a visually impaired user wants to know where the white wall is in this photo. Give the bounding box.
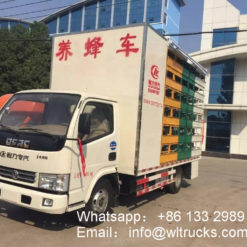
[238,15,247,44]
[230,111,247,155]
[201,0,240,50]
[233,58,247,105]
[202,110,208,151]
[201,63,211,104]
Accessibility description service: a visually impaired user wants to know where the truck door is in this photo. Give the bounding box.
[69,99,118,206]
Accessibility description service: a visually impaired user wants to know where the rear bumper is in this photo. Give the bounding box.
[0,181,68,214]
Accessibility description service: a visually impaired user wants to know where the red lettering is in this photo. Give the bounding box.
[116,33,139,57]
[56,40,73,61]
[84,37,104,59]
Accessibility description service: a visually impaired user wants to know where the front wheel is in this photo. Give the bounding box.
[82,178,113,226]
[166,166,183,194]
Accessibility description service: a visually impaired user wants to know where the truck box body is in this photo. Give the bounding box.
[0,24,206,215]
[51,25,168,175]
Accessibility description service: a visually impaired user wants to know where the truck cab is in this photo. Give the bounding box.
[0,90,119,214]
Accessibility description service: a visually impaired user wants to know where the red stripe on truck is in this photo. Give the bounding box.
[137,177,149,185]
[161,171,169,178]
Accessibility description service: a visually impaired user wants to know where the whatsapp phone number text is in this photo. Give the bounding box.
[158,210,245,223]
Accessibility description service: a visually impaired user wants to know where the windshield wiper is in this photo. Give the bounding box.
[19,127,42,132]
[0,123,18,135]
[19,127,63,141]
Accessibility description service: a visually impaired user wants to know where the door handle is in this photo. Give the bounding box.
[109,152,116,161]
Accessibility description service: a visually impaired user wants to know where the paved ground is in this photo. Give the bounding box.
[1,157,247,247]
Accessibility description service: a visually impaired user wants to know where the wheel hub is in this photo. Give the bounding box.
[92,188,109,213]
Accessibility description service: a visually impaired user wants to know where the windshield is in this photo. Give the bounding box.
[0,93,80,151]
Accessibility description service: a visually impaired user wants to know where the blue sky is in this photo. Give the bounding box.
[0,0,247,53]
[0,0,78,20]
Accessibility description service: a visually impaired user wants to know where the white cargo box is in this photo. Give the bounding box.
[51,24,168,176]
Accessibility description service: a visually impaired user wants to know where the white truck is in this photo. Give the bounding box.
[0,24,206,224]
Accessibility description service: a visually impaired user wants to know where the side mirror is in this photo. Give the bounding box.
[78,113,91,136]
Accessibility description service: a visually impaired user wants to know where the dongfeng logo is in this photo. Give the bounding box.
[151,65,159,80]
[12,170,19,180]
[6,138,30,149]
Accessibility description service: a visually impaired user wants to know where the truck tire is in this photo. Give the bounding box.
[166,166,183,194]
[82,178,113,226]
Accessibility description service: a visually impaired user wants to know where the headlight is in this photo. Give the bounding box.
[39,174,70,192]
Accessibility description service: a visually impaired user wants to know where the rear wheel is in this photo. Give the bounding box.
[82,179,113,226]
[166,166,183,194]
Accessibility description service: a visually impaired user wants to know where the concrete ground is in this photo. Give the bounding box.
[0,157,247,247]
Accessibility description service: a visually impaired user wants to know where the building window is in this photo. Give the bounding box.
[0,20,9,29]
[182,79,188,87]
[188,97,193,105]
[212,27,237,48]
[209,59,235,104]
[166,88,172,98]
[22,23,29,29]
[168,50,175,59]
[113,0,128,26]
[167,71,173,79]
[146,0,162,23]
[129,0,145,24]
[163,126,170,135]
[175,75,181,84]
[84,2,97,30]
[180,112,186,120]
[181,94,187,104]
[161,145,169,154]
[164,107,171,116]
[47,18,57,34]
[9,21,19,29]
[179,127,185,135]
[98,0,112,29]
[172,127,178,135]
[173,109,179,118]
[206,110,231,153]
[174,92,180,101]
[71,8,82,32]
[170,144,178,153]
[164,12,167,25]
[59,13,69,33]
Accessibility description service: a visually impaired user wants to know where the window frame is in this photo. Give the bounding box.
[165,0,169,9]
[79,101,114,144]
[212,27,238,48]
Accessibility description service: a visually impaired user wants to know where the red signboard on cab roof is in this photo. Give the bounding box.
[10,100,44,113]
[0,94,13,109]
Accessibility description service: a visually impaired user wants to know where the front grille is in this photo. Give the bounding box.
[0,166,35,183]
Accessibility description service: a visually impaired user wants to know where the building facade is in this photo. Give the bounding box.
[191,0,247,158]
[41,0,185,43]
[0,17,30,30]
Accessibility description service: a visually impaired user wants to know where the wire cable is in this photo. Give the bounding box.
[166,29,247,37]
[0,0,52,11]
[2,0,142,19]
[4,4,67,18]
[0,0,15,4]
[1,30,247,41]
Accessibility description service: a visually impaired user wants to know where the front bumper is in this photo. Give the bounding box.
[0,181,68,214]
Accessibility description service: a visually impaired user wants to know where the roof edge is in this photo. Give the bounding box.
[169,41,207,76]
[40,0,86,22]
[0,17,31,24]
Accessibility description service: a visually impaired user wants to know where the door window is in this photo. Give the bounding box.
[79,102,113,143]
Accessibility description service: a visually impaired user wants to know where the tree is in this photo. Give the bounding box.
[0,22,51,95]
